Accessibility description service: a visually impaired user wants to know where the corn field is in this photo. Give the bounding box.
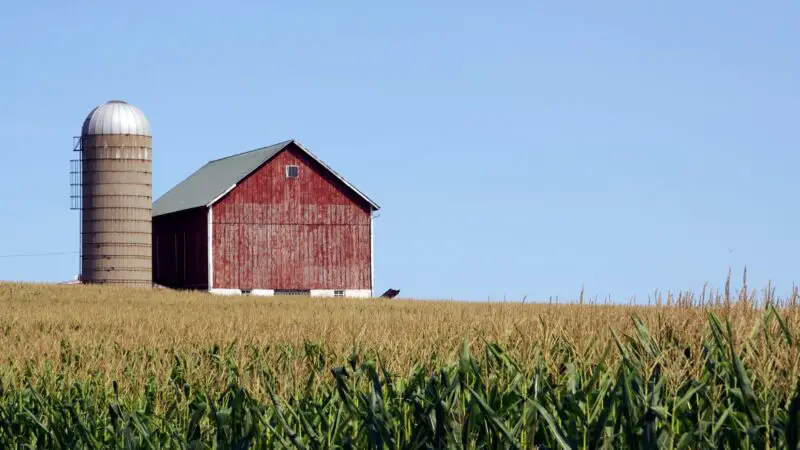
[1,281,799,448]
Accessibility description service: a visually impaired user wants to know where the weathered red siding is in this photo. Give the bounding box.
[212,144,372,291]
[152,207,208,289]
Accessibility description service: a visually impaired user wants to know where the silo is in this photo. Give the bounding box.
[78,100,152,287]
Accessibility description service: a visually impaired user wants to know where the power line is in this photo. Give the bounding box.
[0,251,78,259]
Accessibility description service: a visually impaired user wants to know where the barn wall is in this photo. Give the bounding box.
[152,207,208,289]
[212,144,372,291]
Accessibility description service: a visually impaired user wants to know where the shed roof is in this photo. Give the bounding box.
[153,139,379,217]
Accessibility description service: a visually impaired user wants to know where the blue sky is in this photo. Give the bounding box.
[0,1,797,302]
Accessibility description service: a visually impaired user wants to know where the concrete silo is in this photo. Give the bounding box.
[74,100,153,287]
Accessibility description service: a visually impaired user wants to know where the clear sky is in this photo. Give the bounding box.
[0,1,797,302]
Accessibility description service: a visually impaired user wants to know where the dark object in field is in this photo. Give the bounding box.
[380,288,400,299]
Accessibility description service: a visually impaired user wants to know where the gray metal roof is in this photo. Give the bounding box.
[82,100,151,136]
[152,139,379,217]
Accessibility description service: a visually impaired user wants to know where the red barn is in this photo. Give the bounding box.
[152,139,379,297]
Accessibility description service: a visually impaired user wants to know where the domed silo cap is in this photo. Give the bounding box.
[81,100,151,136]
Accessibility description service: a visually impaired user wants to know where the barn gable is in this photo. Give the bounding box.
[153,140,379,217]
[211,144,374,292]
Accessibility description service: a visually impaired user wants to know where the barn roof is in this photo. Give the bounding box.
[152,139,379,217]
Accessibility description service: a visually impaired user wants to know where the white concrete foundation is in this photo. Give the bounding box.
[311,289,336,297]
[209,288,371,298]
[209,288,241,296]
[250,289,275,296]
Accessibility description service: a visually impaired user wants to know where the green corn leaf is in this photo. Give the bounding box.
[588,381,615,449]
[725,319,762,427]
[672,382,704,412]
[297,412,321,448]
[631,315,658,358]
[466,385,519,449]
[711,404,733,442]
[770,304,794,347]
[674,431,695,449]
[527,399,573,450]
[267,382,307,450]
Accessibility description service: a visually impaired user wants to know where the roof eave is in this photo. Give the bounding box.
[206,183,238,208]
